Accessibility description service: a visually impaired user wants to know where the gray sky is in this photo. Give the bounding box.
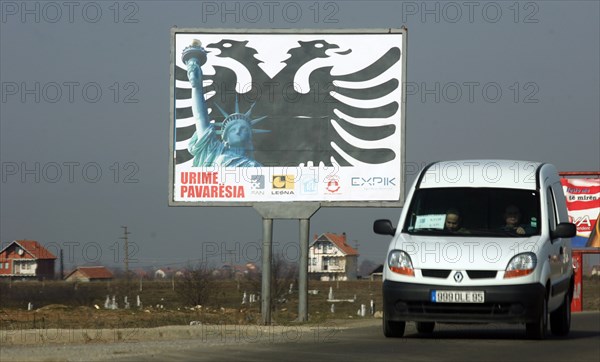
[1,1,599,271]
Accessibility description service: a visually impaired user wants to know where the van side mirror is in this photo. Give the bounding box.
[551,222,577,239]
[374,219,396,236]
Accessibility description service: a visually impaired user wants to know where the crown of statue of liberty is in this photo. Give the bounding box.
[213,97,270,139]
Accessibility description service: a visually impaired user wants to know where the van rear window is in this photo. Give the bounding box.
[403,188,541,237]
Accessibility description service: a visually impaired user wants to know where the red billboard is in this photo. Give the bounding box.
[560,176,600,248]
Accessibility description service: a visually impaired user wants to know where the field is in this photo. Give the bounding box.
[0,278,383,329]
[1,277,598,331]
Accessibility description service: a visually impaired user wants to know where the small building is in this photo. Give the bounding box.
[154,268,168,279]
[212,263,258,279]
[309,232,359,281]
[133,268,149,279]
[370,264,384,280]
[64,266,113,282]
[0,240,57,280]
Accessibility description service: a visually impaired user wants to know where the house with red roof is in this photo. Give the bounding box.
[0,240,57,280]
[64,266,114,282]
[309,232,359,281]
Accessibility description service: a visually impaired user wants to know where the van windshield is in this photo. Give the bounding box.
[403,188,541,237]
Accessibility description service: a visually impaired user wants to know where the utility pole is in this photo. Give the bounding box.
[354,240,360,278]
[224,250,236,277]
[60,249,64,280]
[120,226,131,286]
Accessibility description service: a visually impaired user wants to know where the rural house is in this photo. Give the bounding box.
[308,233,359,281]
[64,266,114,282]
[0,240,57,280]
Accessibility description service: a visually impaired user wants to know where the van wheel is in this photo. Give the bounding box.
[416,322,435,334]
[383,311,405,338]
[550,292,571,337]
[526,295,548,340]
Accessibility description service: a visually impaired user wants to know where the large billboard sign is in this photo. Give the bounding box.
[560,177,600,248]
[169,29,406,206]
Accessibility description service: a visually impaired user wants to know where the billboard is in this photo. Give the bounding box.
[561,177,600,248]
[169,29,406,206]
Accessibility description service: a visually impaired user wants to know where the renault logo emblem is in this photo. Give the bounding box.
[454,271,463,283]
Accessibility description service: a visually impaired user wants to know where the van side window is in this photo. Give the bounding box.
[546,186,558,233]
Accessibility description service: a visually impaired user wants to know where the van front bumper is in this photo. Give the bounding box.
[383,280,545,323]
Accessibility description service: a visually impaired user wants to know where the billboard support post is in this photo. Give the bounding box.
[298,218,310,322]
[254,203,320,324]
[261,217,273,325]
[572,250,583,312]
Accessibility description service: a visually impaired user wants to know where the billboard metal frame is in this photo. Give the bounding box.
[169,27,408,208]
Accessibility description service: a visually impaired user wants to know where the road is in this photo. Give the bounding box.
[1,313,598,361]
[115,312,600,362]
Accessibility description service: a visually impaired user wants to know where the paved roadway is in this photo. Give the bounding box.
[117,312,600,362]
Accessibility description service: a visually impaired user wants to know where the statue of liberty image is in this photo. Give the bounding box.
[182,40,269,167]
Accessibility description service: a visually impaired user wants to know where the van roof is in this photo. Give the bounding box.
[418,160,543,190]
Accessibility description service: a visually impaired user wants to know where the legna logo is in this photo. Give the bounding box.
[272,175,295,195]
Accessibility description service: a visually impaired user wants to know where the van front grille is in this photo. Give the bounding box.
[420,270,497,279]
[466,270,498,279]
[421,269,452,278]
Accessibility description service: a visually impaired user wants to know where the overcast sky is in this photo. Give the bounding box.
[1,1,599,271]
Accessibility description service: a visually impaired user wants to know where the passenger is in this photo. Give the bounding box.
[501,205,534,235]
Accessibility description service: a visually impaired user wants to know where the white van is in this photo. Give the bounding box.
[374,160,576,339]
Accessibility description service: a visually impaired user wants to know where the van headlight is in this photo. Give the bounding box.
[388,250,415,276]
[504,252,537,278]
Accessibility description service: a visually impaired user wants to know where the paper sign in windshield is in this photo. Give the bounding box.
[415,214,446,229]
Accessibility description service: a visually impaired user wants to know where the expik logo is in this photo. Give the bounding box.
[250,175,265,195]
[351,176,397,189]
[272,175,295,195]
[325,175,341,194]
[299,176,318,195]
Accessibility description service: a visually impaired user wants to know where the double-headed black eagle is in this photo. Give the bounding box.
[175,38,401,167]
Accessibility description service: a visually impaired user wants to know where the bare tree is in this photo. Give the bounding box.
[244,253,296,310]
[175,263,215,306]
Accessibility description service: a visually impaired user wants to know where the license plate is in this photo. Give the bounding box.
[431,290,485,303]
